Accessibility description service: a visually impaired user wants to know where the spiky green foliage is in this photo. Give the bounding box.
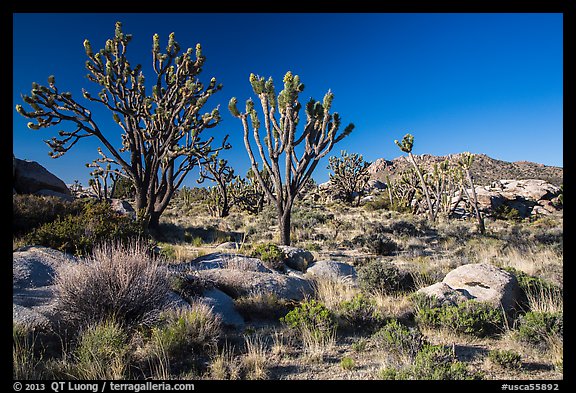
[327,150,371,206]
[394,133,435,221]
[16,22,229,229]
[230,71,354,245]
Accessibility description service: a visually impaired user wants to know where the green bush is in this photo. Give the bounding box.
[363,233,399,256]
[503,267,560,303]
[26,200,146,255]
[415,298,505,337]
[250,243,285,271]
[378,344,480,380]
[372,319,424,360]
[337,293,384,332]
[494,205,523,221]
[152,304,222,357]
[515,311,563,347]
[280,299,337,339]
[358,260,411,294]
[340,356,355,370]
[410,344,480,380]
[487,349,522,369]
[74,319,129,380]
[13,194,84,236]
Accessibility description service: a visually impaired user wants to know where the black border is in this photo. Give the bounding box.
[6,0,571,390]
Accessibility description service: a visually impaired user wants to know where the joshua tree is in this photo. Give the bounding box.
[458,152,485,234]
[230,167,271,215]
[327,150,371,206]
[229,71,354,245]
[197,154,234,217]
[395,134,435,222]
[16,22,229,229]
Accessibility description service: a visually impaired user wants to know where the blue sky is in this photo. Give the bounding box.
[13,13,563,187]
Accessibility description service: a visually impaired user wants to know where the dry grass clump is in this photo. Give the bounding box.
[13,323,44,379]
[54,240,171,328]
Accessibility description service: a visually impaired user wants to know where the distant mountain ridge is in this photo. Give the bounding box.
[368,153,563,187]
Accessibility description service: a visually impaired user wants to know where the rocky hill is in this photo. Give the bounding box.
[368,153,563,187]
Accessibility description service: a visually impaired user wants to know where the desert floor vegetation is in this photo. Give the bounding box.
[13,191,563,381]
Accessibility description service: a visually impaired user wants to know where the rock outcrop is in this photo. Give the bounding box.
[278,246,314,272]
[467,179,561,218]
[13,158,72,198]
[196,269,313,301]
[417,263,521,312]
[13,246,77,330]
[305,260,358,285]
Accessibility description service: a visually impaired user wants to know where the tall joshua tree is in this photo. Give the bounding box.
[394,133,435,222]
[229,72,354,245]
[458,152,485,234]
[327,150,371,206]
[16,22,229,229]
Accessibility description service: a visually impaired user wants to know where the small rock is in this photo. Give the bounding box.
[201,288,245,328]
[278,246,314,272]
[110,199,136,218]
[416,282,473,306]
[442,263,521,312]
[305,260,358,285]
[216,242,241,250]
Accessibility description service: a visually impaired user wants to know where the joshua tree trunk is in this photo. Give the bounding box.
[279,208,292,246]
[407,152,435,222]
[466,171,485,235]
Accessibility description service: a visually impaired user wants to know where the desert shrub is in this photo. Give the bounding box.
[514,311,563,347]
[494,205,523,221]
[292,208,331,228]
[340,356,355,370]
[352,338,368,352]
[281,299,337,339]
[414,297,505,337]
[26,200,146,255]
[13,194,84,236]
[158,244,177,261]
[358,260,412,294]
[54,241,170,328]
[438,221,475,242]
[250,243,285,271]
[378,344,480,380]
[168,272,210,300]
[379,366,411,380]
[388,220,420,237]
[151,302,222,359]
[503,267,562,312]
[410,344,480,380]
[234,292,289,321]
[74,319,129,380]
[372,319,424,360]
[504,267,559,296]
[337,293,384,332]
[487,349,522,369]
[363,233,399,256]
[364,196,410,213]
